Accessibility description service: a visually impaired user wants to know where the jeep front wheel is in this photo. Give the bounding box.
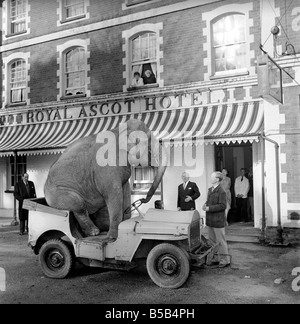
[146,243,190,289]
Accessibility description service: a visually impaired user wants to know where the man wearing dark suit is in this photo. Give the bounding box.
[177,172,200,211]
[14,173,36,235]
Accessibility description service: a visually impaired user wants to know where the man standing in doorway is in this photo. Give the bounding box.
[202,171,230,268]
[14,173,36,235]
[234,168,250,222]
[177,172,200,211]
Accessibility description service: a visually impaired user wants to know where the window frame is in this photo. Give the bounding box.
[126,0,153,7]
[60,0,87,24]
[6,0,28,37]
[128,31,159,90]
[131,166,161,195]
[211,13,249,78]
[62,46,88,99]
[8,59,27,106]
[7,155,27,190]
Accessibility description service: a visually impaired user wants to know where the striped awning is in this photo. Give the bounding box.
[0,100,264,155]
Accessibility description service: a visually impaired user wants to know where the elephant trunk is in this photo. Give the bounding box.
[142,143,168,204]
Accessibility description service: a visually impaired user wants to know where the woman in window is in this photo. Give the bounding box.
[131,72,144,87]
[143,69,157,85]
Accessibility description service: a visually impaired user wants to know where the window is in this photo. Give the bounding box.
[126,0,153,6]
[8,156,27,189]
[9,0,27,35]
[212,14,247,75]
[62,0,85,21]
[9,59,27,104]
[64,47,86,96]
[131,166,161,194]
[130,32,158,87]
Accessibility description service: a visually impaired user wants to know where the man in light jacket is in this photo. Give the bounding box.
[234,168,250,222]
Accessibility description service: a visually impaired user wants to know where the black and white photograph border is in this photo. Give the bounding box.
[0,0,300,306]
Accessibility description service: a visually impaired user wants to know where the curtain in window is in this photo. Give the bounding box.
[65,47,86,96]
[65,0,85,19]
[131,32,157,83]
[213,14,247,73]
[10,60,26,103]
[10,0,26,34]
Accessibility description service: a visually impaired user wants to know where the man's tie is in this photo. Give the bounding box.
[241,177,244,182]
[25,182,30,195]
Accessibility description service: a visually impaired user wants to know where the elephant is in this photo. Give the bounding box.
[44,119,168,242]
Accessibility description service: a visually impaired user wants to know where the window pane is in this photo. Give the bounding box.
[10,60,26,103]
[65,47,86,95]
[213,14,246,73]
[10,0,26,34]
[65,0,85,18]
[132,33,157,63]
[9,156,27,188]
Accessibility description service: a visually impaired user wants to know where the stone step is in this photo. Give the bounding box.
[226,234,261,244]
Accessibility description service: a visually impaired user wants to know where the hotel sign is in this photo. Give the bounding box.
[0,89,228,127]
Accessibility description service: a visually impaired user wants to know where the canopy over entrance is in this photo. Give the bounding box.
[0,100,264,156]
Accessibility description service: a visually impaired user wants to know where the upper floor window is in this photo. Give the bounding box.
[9,0,27,35]
[65,0,85,19]
[64,47,86,97]
[129,32,158,89]
[10,59,27,104]
[212,14,247,75]
[59,0,87,23]
[126,0,153,6]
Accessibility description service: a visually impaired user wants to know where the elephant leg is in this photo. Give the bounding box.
[123,181,132,221]
[45,187,100,237]
[105,192,124,242]
[73,209,100,237]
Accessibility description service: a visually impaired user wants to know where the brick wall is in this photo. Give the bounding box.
[1,0,265,103]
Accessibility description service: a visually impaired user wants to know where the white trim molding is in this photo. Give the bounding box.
[2,51,31,108]
[56,38,91,101]
[122,22,164,92]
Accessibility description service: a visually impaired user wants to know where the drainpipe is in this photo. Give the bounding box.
[11,150,19,226]
[260,133,282,244]
[260,135,266,242]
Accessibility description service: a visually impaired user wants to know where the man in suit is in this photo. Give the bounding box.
[177,172,200,211]
[14,173,36,235]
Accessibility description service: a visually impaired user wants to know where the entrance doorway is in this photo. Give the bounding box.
[215,143,253,225]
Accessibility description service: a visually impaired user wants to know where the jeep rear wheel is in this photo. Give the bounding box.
[39,239,74,279]
[146,243,190,289]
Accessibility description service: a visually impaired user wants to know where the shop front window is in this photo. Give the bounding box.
[64,47,86,97]
[131,166,161,194]
[130,32,158,88]
[212,14,247,75]
[9,156,27,189]
[10,59,27,104]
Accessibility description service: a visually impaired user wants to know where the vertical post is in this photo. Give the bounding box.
[11,151,18,226]
[159,140,164,202]
[260,136,266,242]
